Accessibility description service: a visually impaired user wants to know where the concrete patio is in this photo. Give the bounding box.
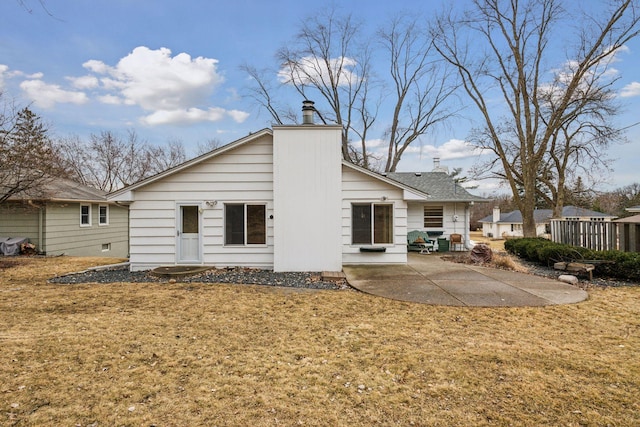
[343,253,588,307]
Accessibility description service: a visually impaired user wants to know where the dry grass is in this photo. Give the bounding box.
[470,230,506,252]
[1,256,639,426]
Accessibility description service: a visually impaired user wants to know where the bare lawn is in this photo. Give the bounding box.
[1,256,639,426]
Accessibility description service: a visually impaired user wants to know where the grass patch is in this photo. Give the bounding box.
[1,256,639,426]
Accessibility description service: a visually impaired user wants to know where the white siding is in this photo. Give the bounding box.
[482,222,546,238]
[407,202,469,237]
[127,134,274,271]
[272,125,343,272]
[341,166,408,265]
[407,202,473,250]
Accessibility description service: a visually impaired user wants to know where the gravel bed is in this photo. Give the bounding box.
[49,266,350,290]
[517,260,639,289]
[49,258,638,291]
[443,252,638,289]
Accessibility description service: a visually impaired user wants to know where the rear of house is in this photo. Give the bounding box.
[109,111,484,272]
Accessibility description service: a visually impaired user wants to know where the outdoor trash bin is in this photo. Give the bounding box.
[437,237,449,252]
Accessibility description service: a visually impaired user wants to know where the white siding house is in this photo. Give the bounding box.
[109,112,485,272]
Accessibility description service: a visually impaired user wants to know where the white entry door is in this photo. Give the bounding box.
[177,204,201,263]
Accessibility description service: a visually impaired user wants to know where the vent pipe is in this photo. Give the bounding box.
[302,100,315,124]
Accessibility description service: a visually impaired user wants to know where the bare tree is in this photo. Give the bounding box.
[433,0,640,237]
[0,105,65,203]
[59,130,187,192]
[379,15,459,172]
[241,65,291,125]
[276,9,377,164]
[195,137,223,156]
[16,0,54,15]
[245,8,457,172]
[145,136,187,175]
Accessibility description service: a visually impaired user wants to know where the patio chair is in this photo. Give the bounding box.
[450,233,464,251]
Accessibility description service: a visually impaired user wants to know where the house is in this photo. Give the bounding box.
[108,103,485,272]
[386,165,486,251]
[480,206,617,238]
[626,205,640,213]
[0,177,129,257]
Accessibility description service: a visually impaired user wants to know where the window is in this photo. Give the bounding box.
[101,243,111,252]
[352,203,393,245]
[80,204,91,226]
[224,203,266,245]
[99,205,109,225]
[423,206,443,228]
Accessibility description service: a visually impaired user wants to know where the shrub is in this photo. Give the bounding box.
[504,238,640,281]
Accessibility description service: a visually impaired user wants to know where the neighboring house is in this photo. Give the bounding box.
[108,107,485,272]
[626,205,640,213]
[0,177,129,257]
[480,206,617,238]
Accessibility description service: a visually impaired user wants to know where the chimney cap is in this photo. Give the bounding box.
[302,100,315,124]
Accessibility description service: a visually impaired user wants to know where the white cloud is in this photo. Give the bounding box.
[0,65,22,89]
[141,107,227,126]
[278,55,361,87]
[620,81,640,98]
[19,79,88,109]
[98,94,123,105]
[86,46,224,110]
[609,44,630,63]
[68,75,99,89]
[79,46,249,126]
[365,138,386,148]
[227,109,250,123]
[0,64,8,89]
[413,138,489,160]
[83,59,110,74]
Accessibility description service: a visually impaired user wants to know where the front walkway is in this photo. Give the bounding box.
[342,253,588,307]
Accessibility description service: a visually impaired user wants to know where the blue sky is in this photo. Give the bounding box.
[1,0,639,193]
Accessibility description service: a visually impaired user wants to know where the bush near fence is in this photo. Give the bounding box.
[504,238,640,282]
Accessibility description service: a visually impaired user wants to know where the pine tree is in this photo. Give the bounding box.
[0,107,66,203]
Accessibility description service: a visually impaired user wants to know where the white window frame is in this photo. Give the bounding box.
[224,203,267,246]
[98,205,109,226]
[80,204,92,227]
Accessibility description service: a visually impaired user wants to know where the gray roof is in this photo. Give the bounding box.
[480,206,616,224]
[613,214,640,223]
[8,177,107,202]
[385,172,487,202]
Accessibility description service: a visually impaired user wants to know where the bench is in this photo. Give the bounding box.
[407,230,436,254]
[554,262,594,280]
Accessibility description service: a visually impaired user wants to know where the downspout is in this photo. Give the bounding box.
[464,203,471,249]
[38,206,43,254]
[27,200,45,254]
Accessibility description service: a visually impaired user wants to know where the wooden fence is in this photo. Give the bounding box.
[550,219,618,251]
